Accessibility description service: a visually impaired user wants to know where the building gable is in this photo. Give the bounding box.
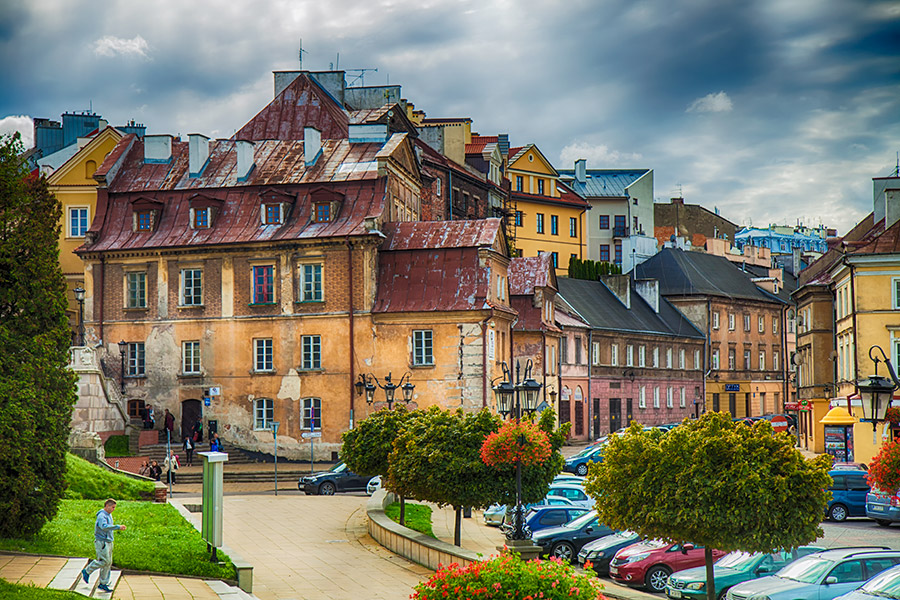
[48,127,123,186]
[508,144,558,178]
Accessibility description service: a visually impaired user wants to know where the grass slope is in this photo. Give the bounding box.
[0,581,85,600]
[385,502,435,538]
[0,500,234,580]
[64,454,154,501]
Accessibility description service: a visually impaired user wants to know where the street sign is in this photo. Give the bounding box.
[301,431,322,439]
[724,384,741,392]
[271,421,280,435]
[208,387,221,396]
[203,397,211,406]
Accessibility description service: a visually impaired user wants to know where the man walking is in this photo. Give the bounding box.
[81,498,126,593]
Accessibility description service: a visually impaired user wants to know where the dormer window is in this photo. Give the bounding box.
[314,203,331,223]
[193,208,209,228]
[264,204,282,225]
[131,196,163,232]
[137,212,153,231]
[257,188,295,227]
[309,187,343,225]
[188,193,223,230]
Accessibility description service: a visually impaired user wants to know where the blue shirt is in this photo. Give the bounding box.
[94,509,121,543]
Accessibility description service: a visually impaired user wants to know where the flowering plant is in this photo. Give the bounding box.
[869,439,900,494]
[481,420,551,468]
[885,407,900,424]
[411,552,606,600]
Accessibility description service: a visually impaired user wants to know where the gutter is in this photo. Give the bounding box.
[347,237,356,429]
[847,258,860,411]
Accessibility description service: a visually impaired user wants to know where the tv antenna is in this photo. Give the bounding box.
[346,68,378,87]
[892,151,899,177]
[298,38,308,69]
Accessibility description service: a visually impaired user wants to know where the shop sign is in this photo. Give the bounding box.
[724,384,740,392]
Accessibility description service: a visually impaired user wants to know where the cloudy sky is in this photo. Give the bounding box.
[2,0,899,234]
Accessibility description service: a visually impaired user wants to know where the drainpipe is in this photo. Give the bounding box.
[781,304,788,412]
[347,238,355,428]
[447,169,453,221]
[98,255,105,342]
[704,298,712,414]
[588,328,593,440]
[480,309,496,409]
[847,258,859,413]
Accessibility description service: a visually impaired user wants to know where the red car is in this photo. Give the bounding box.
[609,540,726,593]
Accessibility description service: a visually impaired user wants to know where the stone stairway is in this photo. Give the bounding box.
[0,553,259,600]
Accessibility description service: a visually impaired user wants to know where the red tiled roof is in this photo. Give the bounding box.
[381,219,502,251]
[508,255,555,295]
[472,135,498,144]
[233,73,349,142]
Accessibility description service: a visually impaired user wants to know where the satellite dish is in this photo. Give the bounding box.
[792,353,803,366]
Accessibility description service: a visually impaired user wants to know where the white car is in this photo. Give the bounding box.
[547,483,594,509]
[366,476,382,495]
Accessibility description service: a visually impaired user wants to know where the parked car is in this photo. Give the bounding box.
[725,547,900,600]
[665,547,824,600]
[553,473,586,485]
[833,563,900,600]
[610,540,727,593]
[563,445,605,476]
[867,488,900,526]
[832,462,868,471]
[298,462,369,495]
[523,505,591,535]
[547,483,594,508]
[366,475,382,495]
[578,530,643,576]
[484,495,578,527]
[827,469,871,521]
[531,510,614,562]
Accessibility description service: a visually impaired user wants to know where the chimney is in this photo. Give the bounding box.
[634,279,660,313]
[671,197,684,204]
[601,274,631,309]
[575,159,586,184]
[885,187,900,230]
[143,134,173,163]
[309,71,346,106]
[273,71,302,97]
[188,133,209,177]
[497,133,510,160]
[349,124,388,143]
[792,246,801,276]
[304,127,321,166]
[235,140,255,181]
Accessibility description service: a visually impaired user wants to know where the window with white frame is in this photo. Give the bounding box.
[488,329,496,361]
[666,348,672,369]
[712,349,720,370]
[302,397,321,430]
[182,341,201,374]
[592,342,600,365]
[758,316,765,333]
[254,398,273,430]
[679,349,685,370]
[639,386,646,408]
[773,350,780,372]
[788,310,796,333]
[894,279,900,309]
[772,316,778,335]
[69,207,89,237]
[652,347,659,368]
[126,272,147,308]
[653,386,660,408]
[626,344,634,367]
[638,345,646,367]
[744,314,751,331]
[181,269,202,306]
[728,348,736,370]
[254,338,273,372]
[127,342,145,376]
[728,313,735,331]
[694,349,701,370]
[413,330,433,366]
[610,344,618,367]
[744,349,751,370]
[299,264,323,302]
[680,387,686,408]
[301,335,321,369]
[666,387,673,408]
[759,350,766,371]
[712,311,720,330]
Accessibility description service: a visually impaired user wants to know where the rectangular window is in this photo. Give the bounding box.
[614,215,626,235]
[515,211,523,227]
[758,316,765,333]
[894,279,900,309]
[653,386,660,408]
[560,338,568,364]
[300,264,323,302]
[666,387,673,408]
[550,215,558,235]
[488,329,495,360]
[413,330,433,365]
[666,348,672,369]
[599,215,610,230]
[638,345,646,367]
[652,347,659,368]
[609,343,617,367]
[255,338,273,372]
[569,217,577,237]
[137,211,152,231]
[252,265,274,304]
[592,342,600,365]
[538,179,545,195]
[744,314,751,331]
[516,176,523,192]
[126,272,147,308]
[127,342,145,376]
[679,349,685,370]
[728,313,735,331]
[712,312,720,329]
[773,351,780,372]
[680,387,686,408]
[712,349,720,370]
[181,269,202,306]
[575,336,583,364]
[254,398,274,430]
[626,345,634,367]
[600,245,610,262]
[69,207,89,237]
[264,204,282,225]
[551,252,558,268]
[315,203,330,223]
[302,397,322,430]
[183,341,201,374]
[744,350,751,370]
[301,335,321,370]
[728,348,736,370]
[536,213,544,234]
[773,317,778,335]
[614,243,622,265]
[759,350,766,371]
[193,208,209,228]
[694,350,701,370]
[639,386,646,409]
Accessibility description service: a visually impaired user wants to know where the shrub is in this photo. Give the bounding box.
[412,552,605,600]
[104,435,130,457]
[869,439,900,494]
[64,453,154,500]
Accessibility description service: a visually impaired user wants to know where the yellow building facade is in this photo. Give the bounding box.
[508,145,589,277]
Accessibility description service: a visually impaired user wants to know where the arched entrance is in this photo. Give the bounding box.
[181,399,202,441]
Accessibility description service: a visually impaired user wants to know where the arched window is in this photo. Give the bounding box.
[85,160,97,179]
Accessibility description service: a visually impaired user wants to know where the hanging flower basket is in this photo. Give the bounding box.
[869,439,900,495]
[481,420,551,467]
[885,406,900,425]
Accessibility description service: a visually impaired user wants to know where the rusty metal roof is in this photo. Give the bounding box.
[555,310,590,329]
[508,255,555,296]
[510,295,561,333]
[349,106,391,124]
[233,72,349,142]
[381,218,502,251]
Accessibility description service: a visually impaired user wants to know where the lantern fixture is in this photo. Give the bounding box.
[858,346,900,431]
[362,372,414,410]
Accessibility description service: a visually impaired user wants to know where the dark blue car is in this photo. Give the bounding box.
[827,468,870,521]
[563,444,604,476]
[524,505,591,535]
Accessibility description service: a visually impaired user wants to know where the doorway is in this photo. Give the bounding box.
[609,398,621,433]
[592,398,601,437]
[181,399,202,441]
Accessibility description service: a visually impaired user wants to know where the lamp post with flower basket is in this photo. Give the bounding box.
[491,359,542,541]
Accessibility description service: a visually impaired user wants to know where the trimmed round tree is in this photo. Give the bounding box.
[583,412,832,600]
[0,133,78,537]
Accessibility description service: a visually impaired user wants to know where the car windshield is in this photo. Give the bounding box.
[564,511,597,529]
[861,568,900,599]
[616,530,638,539]
[716,552,761,570]
[776,556,833,583]
[331,463,347,473]
[641,539,669,550]
[570,446,595,459]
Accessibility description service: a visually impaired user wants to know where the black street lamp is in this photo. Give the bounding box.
[858,345,899,431]
[359,372,415,410]
[492,359,541,541]
[118,340,127,394]
[73,286,86,346]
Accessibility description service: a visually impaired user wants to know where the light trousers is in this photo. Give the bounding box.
[84,539,113,585]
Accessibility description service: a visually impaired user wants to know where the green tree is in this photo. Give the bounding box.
[0,133,78,537]
[583,412,832,600]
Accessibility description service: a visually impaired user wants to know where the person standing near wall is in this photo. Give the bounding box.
[81,499,126,593]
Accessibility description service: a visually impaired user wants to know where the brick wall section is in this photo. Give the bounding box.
[166,257,223,318]
[655,201,738,246]
[102,261,159,321]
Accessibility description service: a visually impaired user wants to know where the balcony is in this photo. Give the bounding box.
[613,226,629,238]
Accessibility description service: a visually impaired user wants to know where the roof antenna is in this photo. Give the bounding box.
[892,151,900,177]
[298,38,308,69]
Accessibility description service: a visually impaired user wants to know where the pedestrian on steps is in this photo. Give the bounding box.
[182,436,195,466]
[81,498,126,593]
[164,409,175,440]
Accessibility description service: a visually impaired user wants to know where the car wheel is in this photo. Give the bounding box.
[645,565,672,593]
[319,481,336,495]
[828,503,848,522]
[717,587,729,600]
[551,542,576,562]
[876,519,892,527]
[576,463,589,476]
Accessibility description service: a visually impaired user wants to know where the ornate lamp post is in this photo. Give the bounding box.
[357,372,415,410]
[492,359,541,540]
[117,340,127,395]
[858,346,899,435]
[73,286,86,346]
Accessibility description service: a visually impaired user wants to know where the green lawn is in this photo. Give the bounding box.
[64,454,154,501]
[0,500,234,580]
[103,435,130,457]
[385,502,435,538]
[0,581,85,600]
